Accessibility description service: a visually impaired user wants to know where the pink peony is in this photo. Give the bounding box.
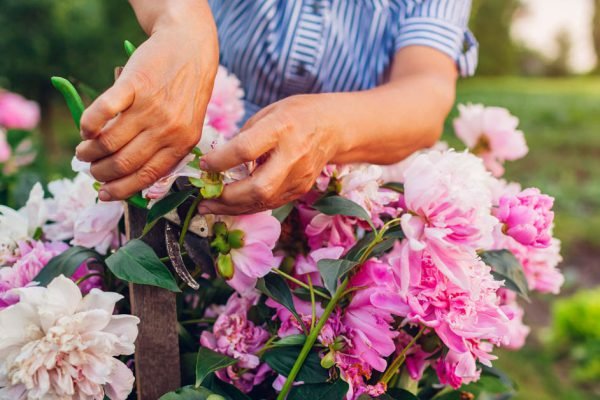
[453,104,528,177]
[334,353,386,400]
[218,212,281,293]
[498,289,530,350]
[395,330,433,381]
[305,214,356,251]
[343,260,405,372]
[398,150,497,293]
[495,188,554,248]
[0,241,68,308]
[0,129,10,163]
[0,92,40,130]
[0,240,101,309]
[294,246,345,286]
[206,66,245,138]
[200,292,271,393]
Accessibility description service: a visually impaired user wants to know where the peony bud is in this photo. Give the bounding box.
[320,351,336,369]
[227,229,245,249]
[217,253,234,280]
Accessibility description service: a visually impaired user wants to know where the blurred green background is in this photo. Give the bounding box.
[1,1,599,399]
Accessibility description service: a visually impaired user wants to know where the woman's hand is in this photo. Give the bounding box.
[75,1,218,201]
[198,95,341,215]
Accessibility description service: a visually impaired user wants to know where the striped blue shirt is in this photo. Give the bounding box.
[208,0,477,120]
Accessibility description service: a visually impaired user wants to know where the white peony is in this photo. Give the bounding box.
[0,275,139,400]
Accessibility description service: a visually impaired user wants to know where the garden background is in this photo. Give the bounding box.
[1,1,599,399]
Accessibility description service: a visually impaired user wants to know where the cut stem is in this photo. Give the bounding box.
[380,326,426,385]
[272,268,331,300]
[179,194,203,247]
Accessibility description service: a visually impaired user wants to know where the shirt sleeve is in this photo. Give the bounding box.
[394,0,478,77]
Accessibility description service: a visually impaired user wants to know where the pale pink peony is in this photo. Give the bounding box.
[398,150,497,293]
[218,211,281,293]
[0,275,139,399]
[434,343,492,389]
[0,129,10,163]
[206,66,245,138]
[72,201,124,254]
[0,92,40,130]
[495,188,554,248]
[454,104,528,177]
[44,173,98,241]
[200,292,271,393]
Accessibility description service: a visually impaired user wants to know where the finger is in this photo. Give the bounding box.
[89,130,164,182]
[98,148,178,201]
[199,150,290,215]
[80,77,135,140]
[75,114,145,163]
[200,114,283,172]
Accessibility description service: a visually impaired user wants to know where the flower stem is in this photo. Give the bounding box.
[380,326,426,385]
[272,268,331,300]
[308,275,316,331]
[74,272,103,286]
[276,277,349,400]
[179,194,203,247]
[180,318,216,325]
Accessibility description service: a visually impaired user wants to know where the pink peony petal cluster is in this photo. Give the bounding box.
[453,103,528,177]
[200,292,271,393]
[218,212,281,293]
[495,187,554,248]
[0,91,40,131]
[0,275,139,400]
[0,240,102,309]
[206,66,245,138]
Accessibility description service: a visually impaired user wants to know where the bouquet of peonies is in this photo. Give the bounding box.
[0,42,562,400]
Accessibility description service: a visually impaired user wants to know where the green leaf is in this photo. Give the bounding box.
[202,374,251,400]
[195,347,237,388]
[124,40,137,57]
[288,379,349,400]
[159,385,217,400]
[272,334,306,347]
[381,182,404,193]
[312,196,373,227]
[317,258,358,295]
[144,190,195,235]
[272,202,295,223]
[480,250,529,300]
[257,273,305,331]
[481,364,516,392]
[34,246,104,286]
[106,239,180,292]
[263,346,329,383]
[50,76,85,130]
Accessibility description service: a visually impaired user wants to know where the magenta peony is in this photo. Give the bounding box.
[495,187,554,248]
[0,91,40,130]
[453,104,528,177]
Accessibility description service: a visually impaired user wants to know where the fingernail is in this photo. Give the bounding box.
[199,158,208,170]
[98,189,112,201]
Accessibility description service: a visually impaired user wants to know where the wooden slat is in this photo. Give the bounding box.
[125,204,181,399]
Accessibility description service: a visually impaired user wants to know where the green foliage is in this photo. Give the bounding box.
[312,195,373,228]
[480,250,529,300]
[195,347,237,388]
[144,189,195,235]
[263,346,329,384]
[288,379,349,400]
[470,0,520,75]
[34,246,104,285]
[317,258,358,295]
[50,76,85,129]
[257,273,304,330]
[105,239,181,292]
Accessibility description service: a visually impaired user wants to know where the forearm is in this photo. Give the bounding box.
[129,0,214,35]
[324,73,455,165]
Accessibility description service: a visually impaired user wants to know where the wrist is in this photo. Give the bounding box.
[312,93,359,162]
